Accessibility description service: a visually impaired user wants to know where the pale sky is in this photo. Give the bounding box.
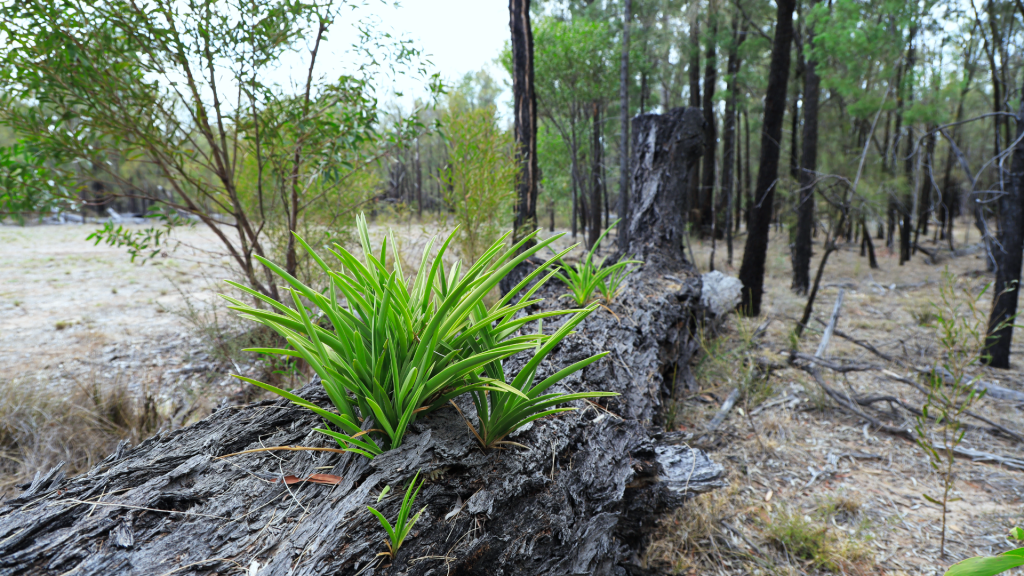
[319,1,513,110]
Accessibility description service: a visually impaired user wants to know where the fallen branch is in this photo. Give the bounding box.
[707,388,741,431]
[928,443,1024,471]
[882,370,1024,443]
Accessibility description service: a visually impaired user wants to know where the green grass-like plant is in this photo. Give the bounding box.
[555,219,640,306]
[367,470,427,559]
[222,214,615,458]
[945,527,1024,575]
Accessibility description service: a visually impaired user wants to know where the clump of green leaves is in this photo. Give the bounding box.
[367,470,427,559]
[946,527,1024,575]
[555,219,640,306]
[463,316,614,449]
[223,214,616,458]
[914,271,1012,558]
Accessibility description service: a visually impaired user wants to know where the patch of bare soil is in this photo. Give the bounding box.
[0,223,266,491]
[648,224,1024,575]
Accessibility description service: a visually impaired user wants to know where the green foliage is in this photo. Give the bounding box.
[223,215,614,458]
[438,100,516,264]
[555,220,640,306]
[86,206,194,263]
[367,470,427,559]
[462,314,615,449]
[945,528,1024,576]
[914,271,1014,558]
[0,0,434,296]
[0,143,71,223]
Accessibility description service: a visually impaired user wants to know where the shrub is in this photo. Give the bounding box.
[223,215,616,458]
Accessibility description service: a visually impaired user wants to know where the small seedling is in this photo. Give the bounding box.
[945,527,1024,575]
[555,219,640,306]
[367,470,427,559]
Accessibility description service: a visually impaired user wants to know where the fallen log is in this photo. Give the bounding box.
[0,107,722,576]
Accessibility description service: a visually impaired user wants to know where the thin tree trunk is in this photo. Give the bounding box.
[985,95,1024,369]
[590,103,604,248]
[510,0,539,247]
[722,13,744,267]
[689,9,702,228]
[618,0,632,251]
[700,8,719,233]
[792,0,819,294]
[738,0,796,316]
[744,108,752,228]
[899,28,917,265]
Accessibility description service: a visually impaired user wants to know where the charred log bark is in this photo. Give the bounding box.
[623,107,705,270]
[0,276,721,576]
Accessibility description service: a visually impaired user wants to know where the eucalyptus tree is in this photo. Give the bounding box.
[738,0,795,316]
[0,0,436,297]
[509,0,540,247]
[527,17,614,246]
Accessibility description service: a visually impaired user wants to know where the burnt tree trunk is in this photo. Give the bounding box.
[688,13,702,228]
[722,14,745,268]
[738,0,796,316]
[624,107,706,269]
[699,12,718,234]
[792,0,819,295]
[510,0,539,247]
[984,95,1024,369]
[590,102,605,248]
[0,282,723,576]
[618,0,632,252]
[2,115,722,576]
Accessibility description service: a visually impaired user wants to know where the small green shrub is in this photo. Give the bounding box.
[555,219,640,306]
[223,215,615,458]
[367,470,427,559]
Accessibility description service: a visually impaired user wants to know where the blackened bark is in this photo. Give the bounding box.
[510,0,538,246]
[700,14,718,233]
[688,13,702,227]
[861,217,879,269]
[984,99,1024,369]
[618,0,632,251]
[792,0,819,295]
[744,108,752,228]
[0,277,723,576]
[625,108,705,269]
[590,103,604,248]
[915,130,936,245]
[899,29,917,265]
[738,0,796,316]
[722,15,744,268]
[735,103,743,234]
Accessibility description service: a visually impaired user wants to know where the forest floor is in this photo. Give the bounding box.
[650,225,1024,576]
[2,218,1023,575]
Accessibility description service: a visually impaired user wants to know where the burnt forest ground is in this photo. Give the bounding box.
[2,217,1024,575]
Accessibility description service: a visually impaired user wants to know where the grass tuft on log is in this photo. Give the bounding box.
[221,214,616,458]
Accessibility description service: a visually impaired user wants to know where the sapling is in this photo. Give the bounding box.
[914,271,1015,558]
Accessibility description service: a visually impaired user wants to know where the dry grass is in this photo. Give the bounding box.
[0,373,163,495]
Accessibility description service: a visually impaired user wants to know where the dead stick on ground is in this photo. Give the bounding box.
[801,293,915,440]
[707,388,741,431]
[815,289,845,361]
[882,370,1024,444]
